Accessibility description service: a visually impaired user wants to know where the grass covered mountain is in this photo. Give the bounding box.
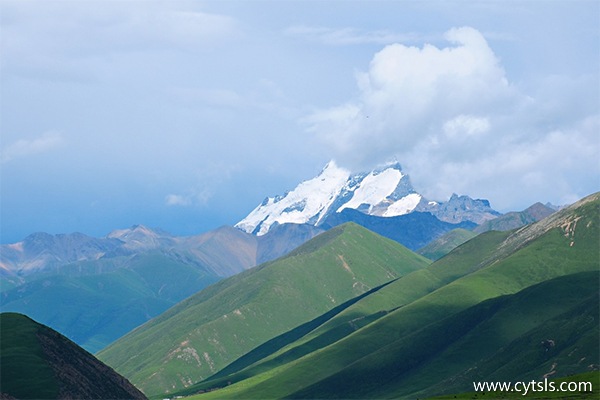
[177,191,599,399]
[417,202,557,261]
[474,202,556,233]
[321,208,476,251]
[0,225,324,353]
[0,312,146,400]
[0,253,221,353]
[416,228,478,260]
[97,223,431,396]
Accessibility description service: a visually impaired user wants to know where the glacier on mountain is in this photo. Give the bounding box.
[236,161,424,235]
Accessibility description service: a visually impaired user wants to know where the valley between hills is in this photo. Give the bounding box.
[1,165,598,399]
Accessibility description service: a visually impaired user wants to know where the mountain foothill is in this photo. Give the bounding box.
[1,161,597,399]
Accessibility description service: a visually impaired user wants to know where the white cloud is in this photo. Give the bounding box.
[307,27,516,167]
[2,131,65,163]
[305,26,599,208]
[409,116,600,209]
[165,188,213,207]
[443,115,490,139]
[165,161,241,207]
[165,194,192,207]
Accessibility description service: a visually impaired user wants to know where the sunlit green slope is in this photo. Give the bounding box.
[188,192,599,399]
[180,229,511,396]
[97,222,430,397]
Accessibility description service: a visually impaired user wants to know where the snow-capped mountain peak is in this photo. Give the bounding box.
[235,161,422,235]
[235,161,351,235]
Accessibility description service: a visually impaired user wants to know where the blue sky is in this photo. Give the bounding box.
[1,0,598,243]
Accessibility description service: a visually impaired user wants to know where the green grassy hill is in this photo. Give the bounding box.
[178,229,512,397]
[97,223,431,397]
[288,272,599,399]
[417,228,478,260]
[184,192,599,399]
[0,312,146,399]
[1,224,324,354]
[474,202,556,234]
[1,253,220,352]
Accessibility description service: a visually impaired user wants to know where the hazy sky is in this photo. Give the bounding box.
[1,0,598,243]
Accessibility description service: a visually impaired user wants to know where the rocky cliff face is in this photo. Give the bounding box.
[417,193,501,225]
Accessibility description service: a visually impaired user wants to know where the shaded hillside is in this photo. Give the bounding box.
[256,223,326,264]
[184,192,598,399]
[98,223,430,396]
[321,208,476,250]
[1,253,220,353]
[289,272,599,399]
[0,312,146,400]
[417,228,477,260]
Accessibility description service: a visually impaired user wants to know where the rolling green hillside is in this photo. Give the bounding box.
[1,253,220,352]
[418,202,557,261]
[1,224,326,353]
[179,229,512,396]
[97,223,431,396]
[417,228,478,260]
[186,192,599,399]
[473,202,556,234]
[289,272,599,399]
[0,312,146,399]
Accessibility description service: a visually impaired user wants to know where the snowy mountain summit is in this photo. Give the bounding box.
[237,161,424,235]
[236,161,501,236]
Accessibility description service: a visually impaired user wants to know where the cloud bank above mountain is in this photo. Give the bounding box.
[306,26,598,208]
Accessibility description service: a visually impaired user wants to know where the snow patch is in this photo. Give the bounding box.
[7,242,24,252]
[337,168,403,213]
[383,193,422,217]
